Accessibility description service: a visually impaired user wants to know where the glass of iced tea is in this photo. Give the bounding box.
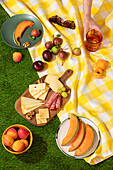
[84,29,103,52]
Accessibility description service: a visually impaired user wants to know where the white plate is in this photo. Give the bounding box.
[56,116,101,159]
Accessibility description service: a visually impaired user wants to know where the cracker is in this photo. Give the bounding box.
[36,114,47,124]
[38,108,49,118]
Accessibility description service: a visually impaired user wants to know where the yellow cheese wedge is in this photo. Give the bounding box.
[45,75,59,84]
[49,81,63,92]
[29,90,41,96]
[45,75,63,92]
[23,102,44,109]
[21,105,39,115]
[38,90,49,100]
[29,83,46,91]
[33,89,48,99]
[21,96,42,104]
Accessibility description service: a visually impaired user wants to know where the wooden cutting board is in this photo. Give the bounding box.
[15,69,73,127]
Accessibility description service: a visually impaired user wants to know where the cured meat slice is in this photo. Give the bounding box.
[45,92,58,108]
[50,98,57,110]
[56,93,61,109]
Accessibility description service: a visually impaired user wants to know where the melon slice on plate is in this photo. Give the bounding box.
[14,20,34,46]
[74,124,94,156]
[68,119,85,151]
[61,114,79,146]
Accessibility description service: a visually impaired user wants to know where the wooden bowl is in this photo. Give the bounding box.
[2,124,33,154]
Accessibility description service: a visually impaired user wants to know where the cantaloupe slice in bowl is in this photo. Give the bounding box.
[56,115,101,159]
[68,119,85,152]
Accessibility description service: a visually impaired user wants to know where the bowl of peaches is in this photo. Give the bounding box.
[2,124,33,154]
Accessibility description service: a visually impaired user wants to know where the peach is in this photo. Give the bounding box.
[13,52,22,62]
[20,139,28,148]
[96,59,107,70]
[9,144,14,151]
[2,135,14,146]
[6,128,18,139]
[93,68,103,79]
[18,128,30,139]
[13,140,25,152]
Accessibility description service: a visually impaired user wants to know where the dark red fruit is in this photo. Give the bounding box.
[58,51,68,60]
[45,41,53,49]
[42,50,52,62]
[31,29,40,37]
[53,37,63,46]
[33,60,44,71]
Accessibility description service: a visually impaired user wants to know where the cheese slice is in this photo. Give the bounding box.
[33,89,48,99]
[21,96,42,104]
[39,90,49,100]
[24,100,44,106]
[21,105,39,115]
[29,83,46,91]
[49,80,63,92]
[45,75,63,92]
[23,102,44,109]
[45,75,59,84]
[29,90,41,96]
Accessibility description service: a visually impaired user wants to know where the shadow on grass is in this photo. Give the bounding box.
[15,133,47,164]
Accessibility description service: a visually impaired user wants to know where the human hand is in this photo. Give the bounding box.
[83,16,104,41]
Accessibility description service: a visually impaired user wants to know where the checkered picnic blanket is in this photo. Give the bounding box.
[1,0,113,165]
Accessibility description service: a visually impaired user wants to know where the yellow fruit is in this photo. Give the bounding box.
[13,52,22,62]
[96,59,107,70]
[93,68,103,79]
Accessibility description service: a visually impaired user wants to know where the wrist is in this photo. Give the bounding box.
[83,14,91,21]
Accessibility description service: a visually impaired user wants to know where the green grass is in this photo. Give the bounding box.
[0,5,113,170]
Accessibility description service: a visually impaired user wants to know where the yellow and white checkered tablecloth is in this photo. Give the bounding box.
[1,0,113,165]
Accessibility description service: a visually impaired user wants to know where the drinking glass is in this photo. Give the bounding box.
[84,29,103,52]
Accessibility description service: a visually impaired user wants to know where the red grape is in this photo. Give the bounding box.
[31,29,40,37]
[42,50,52,61]
[33,60,44,71]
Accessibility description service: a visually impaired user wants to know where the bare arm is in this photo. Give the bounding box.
[83,0,92,19]
[83,0,104,40]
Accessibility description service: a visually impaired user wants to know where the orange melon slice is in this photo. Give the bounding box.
[74,124,94,156]
[14,20,34,46]
[68,119,85,151]
[61,114,79,146]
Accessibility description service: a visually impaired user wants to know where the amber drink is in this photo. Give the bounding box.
[85,29,103,52]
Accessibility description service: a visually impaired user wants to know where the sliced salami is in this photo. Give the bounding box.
[45,92,58,108]
[56,93,61,109]
[50,98,57,110]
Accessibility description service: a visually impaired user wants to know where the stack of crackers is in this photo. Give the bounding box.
[36,108,49,124]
